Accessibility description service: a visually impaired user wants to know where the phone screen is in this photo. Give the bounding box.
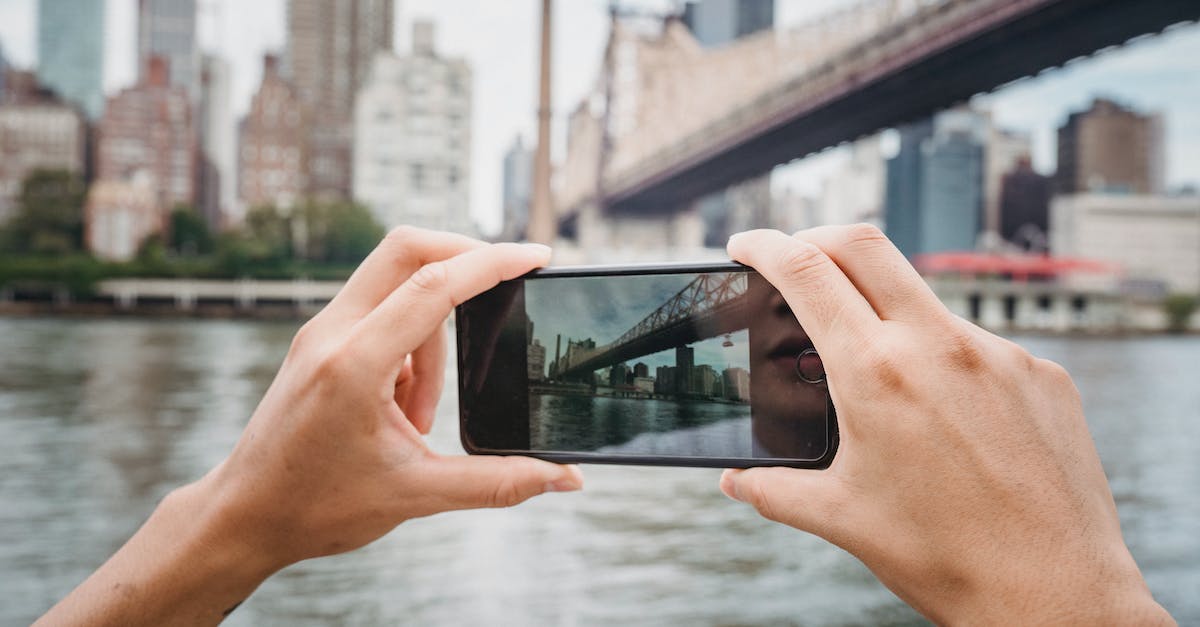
[455,264,836,467]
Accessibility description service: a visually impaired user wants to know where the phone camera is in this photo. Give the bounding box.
[795,348,825,384]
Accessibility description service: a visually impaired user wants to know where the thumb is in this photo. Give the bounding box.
[720,467,843,541]
[417,456,584,513]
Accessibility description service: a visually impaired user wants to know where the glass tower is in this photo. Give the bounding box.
[37,0,106,119]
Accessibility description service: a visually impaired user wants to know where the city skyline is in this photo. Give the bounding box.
[4,1,1196,235]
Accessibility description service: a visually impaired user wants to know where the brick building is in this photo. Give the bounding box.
[1056,98,1164,195]
[239,54,307,209]
[96,56,195,212]
[0,70,86,222]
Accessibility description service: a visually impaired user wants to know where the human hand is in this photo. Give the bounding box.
[203,227,583,569]
[36,228,582,626]
[721,226,1172,625]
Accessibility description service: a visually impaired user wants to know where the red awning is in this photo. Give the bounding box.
[914,252,1119,279]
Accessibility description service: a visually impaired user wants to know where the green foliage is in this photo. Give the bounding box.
[1,169,87,255]
[0,198,384,295]
[168,205,214,256]
[1163,294,1198,334]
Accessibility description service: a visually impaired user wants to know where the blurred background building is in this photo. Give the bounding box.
[0,70,86,223]
[286,0,394,201]
[353,21,473,234]
[239,54,307,211]
[37,0,106,120]
[138,0,199,99]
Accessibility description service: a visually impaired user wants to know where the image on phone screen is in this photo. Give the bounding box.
[456,266,835,466]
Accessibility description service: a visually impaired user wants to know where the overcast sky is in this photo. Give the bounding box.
[1,1,1197,234]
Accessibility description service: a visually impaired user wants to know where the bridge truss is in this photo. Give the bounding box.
[612,272,747,347]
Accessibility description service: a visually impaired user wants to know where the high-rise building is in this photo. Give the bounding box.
[885,109,987,257]
[286,0,394,199]
[138,0,198,99]
[655,365,676,395]
[198,55,236,229]
[633,362,649,379]
[999,157,1052,251]
[609,363,630,387]
[97,56,195,212]
[0,73,86,222]
[682,0,774,47]
[1056,98,1164,195]
[527,338,546,381]
[239,54,308,210]
[353,21,473,233]
[692,364,718,397]
[37,0,106,120]
[722,367,749,401]
[501,135,532,240]
[983,127,1031,242]
[675,345,694,394]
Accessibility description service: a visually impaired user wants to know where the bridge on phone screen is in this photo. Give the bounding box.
[550,273,749,381]
[555,0,1200,223]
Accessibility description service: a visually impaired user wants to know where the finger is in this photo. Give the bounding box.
[793,224,946,323]
[323,226,486,322]
[402,321,447,435]
[353,242,551,370]
[728,229,878,358]
[409,456,583,514]
[720,467,844,543]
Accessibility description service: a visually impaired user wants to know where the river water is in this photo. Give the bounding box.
[1,318,1196,626]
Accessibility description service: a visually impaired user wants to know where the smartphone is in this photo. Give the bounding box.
[455,262,838,469]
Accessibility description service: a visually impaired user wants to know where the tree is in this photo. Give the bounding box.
[168,205,214,256]
[1163,294,1198,334]
[2,169,87,255]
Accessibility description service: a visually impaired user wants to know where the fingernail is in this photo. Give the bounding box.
[545,465,583,492]
[719,469,744,502]
[523,243,552,257]
[545,478,581,493]
[727,232,744,248]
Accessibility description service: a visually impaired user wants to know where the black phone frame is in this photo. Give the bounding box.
[455,260,839,469]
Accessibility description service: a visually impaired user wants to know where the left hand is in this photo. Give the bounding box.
[36,227,583,626]
[204,227,584,569]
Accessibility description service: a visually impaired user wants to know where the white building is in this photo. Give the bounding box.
[85,172,160,261]
[199,54,238,228]
[819,135,885,227]
[1051,193,1200,294]
[353,21,473,234]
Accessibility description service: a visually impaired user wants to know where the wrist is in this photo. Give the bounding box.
[932,541,1171,626]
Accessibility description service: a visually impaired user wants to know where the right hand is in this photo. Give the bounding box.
[723,226,1173,625]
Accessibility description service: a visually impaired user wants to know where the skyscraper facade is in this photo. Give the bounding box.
[97,56,195,211]
[885,109,987,257]
[37,0,106,119]
[198,55,236,229]
[138,0,198,99]
[353,21,473,233]
[286,0,394,199]
[999,157,1052,251]
[239,55,308,210]
[501,135,532,240]
[1056,98,1164,195]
